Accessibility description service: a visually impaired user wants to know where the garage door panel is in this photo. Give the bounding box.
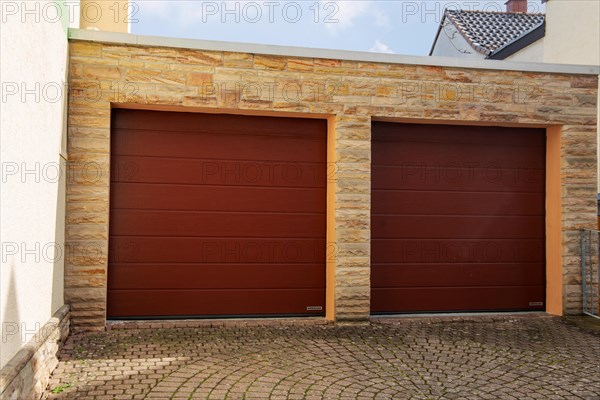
[372,239,544,263]
[112,109,325,137]
[110,210,325,237]
[372,191,545,216]
[373,123,546,147]
[111,155,326,188]
[107,289,326,318]
[370,286,545,313]
[372,166,544,192]
[371,122,545,313]
[373,143,545,167]
[109,237,323,263]
[372,216,545,239]
[112,129,325,162]
[108,264,324,289]
[110,183,326,213]
[371,264,545,287]
[108,110,326,318]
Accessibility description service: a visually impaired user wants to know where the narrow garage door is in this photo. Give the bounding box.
[371,122,546,313]
[108,110,327,318]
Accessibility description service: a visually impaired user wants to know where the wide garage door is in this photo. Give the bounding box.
[108,109,326,318]
[371,122,546,313]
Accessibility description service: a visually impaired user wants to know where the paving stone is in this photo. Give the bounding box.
[42,315,599,399]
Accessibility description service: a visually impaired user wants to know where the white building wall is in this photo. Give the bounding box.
[0,0,69,367]
[505,37,545,62]
[542,0,599,66]
[430,21,485,59]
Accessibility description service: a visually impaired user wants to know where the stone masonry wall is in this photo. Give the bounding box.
[0,305,70,400]
[66,39,598,330]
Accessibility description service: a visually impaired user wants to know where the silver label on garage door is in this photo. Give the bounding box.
[529,302,544,307]
[307,306,323,311]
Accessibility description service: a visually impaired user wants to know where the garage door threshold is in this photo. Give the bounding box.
[372,312,551,324]
[106,317,331,330]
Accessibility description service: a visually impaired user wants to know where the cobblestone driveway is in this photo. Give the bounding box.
[44,315,599,399]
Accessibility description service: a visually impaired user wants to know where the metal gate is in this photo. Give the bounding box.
[580,229,600,318]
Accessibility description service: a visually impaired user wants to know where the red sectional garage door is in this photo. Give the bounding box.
[371,122,546,313]
[108,110,327,318]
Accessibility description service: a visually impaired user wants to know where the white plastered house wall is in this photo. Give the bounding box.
[534,0,599,66]
[0,0,129,369]
[0,0,69,368]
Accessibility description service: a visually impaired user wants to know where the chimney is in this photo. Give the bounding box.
[505,0,528,13]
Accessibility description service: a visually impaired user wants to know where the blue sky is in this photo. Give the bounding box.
[132,0,546,56]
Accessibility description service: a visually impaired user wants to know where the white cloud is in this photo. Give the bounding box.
[321,0,372,33]
[372,8,390,28]
[369,40,394,54]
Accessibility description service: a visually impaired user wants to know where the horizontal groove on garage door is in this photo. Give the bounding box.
[110,210,325,237]
[110,183,325,213]
[108,264,325,289]
[371,122,546,314]
[108,109,327,318]
[112,155,326,188]
[109,237,325,263]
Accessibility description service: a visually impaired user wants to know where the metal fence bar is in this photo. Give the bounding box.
[581,228,600,319]
[585,231,593,314]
